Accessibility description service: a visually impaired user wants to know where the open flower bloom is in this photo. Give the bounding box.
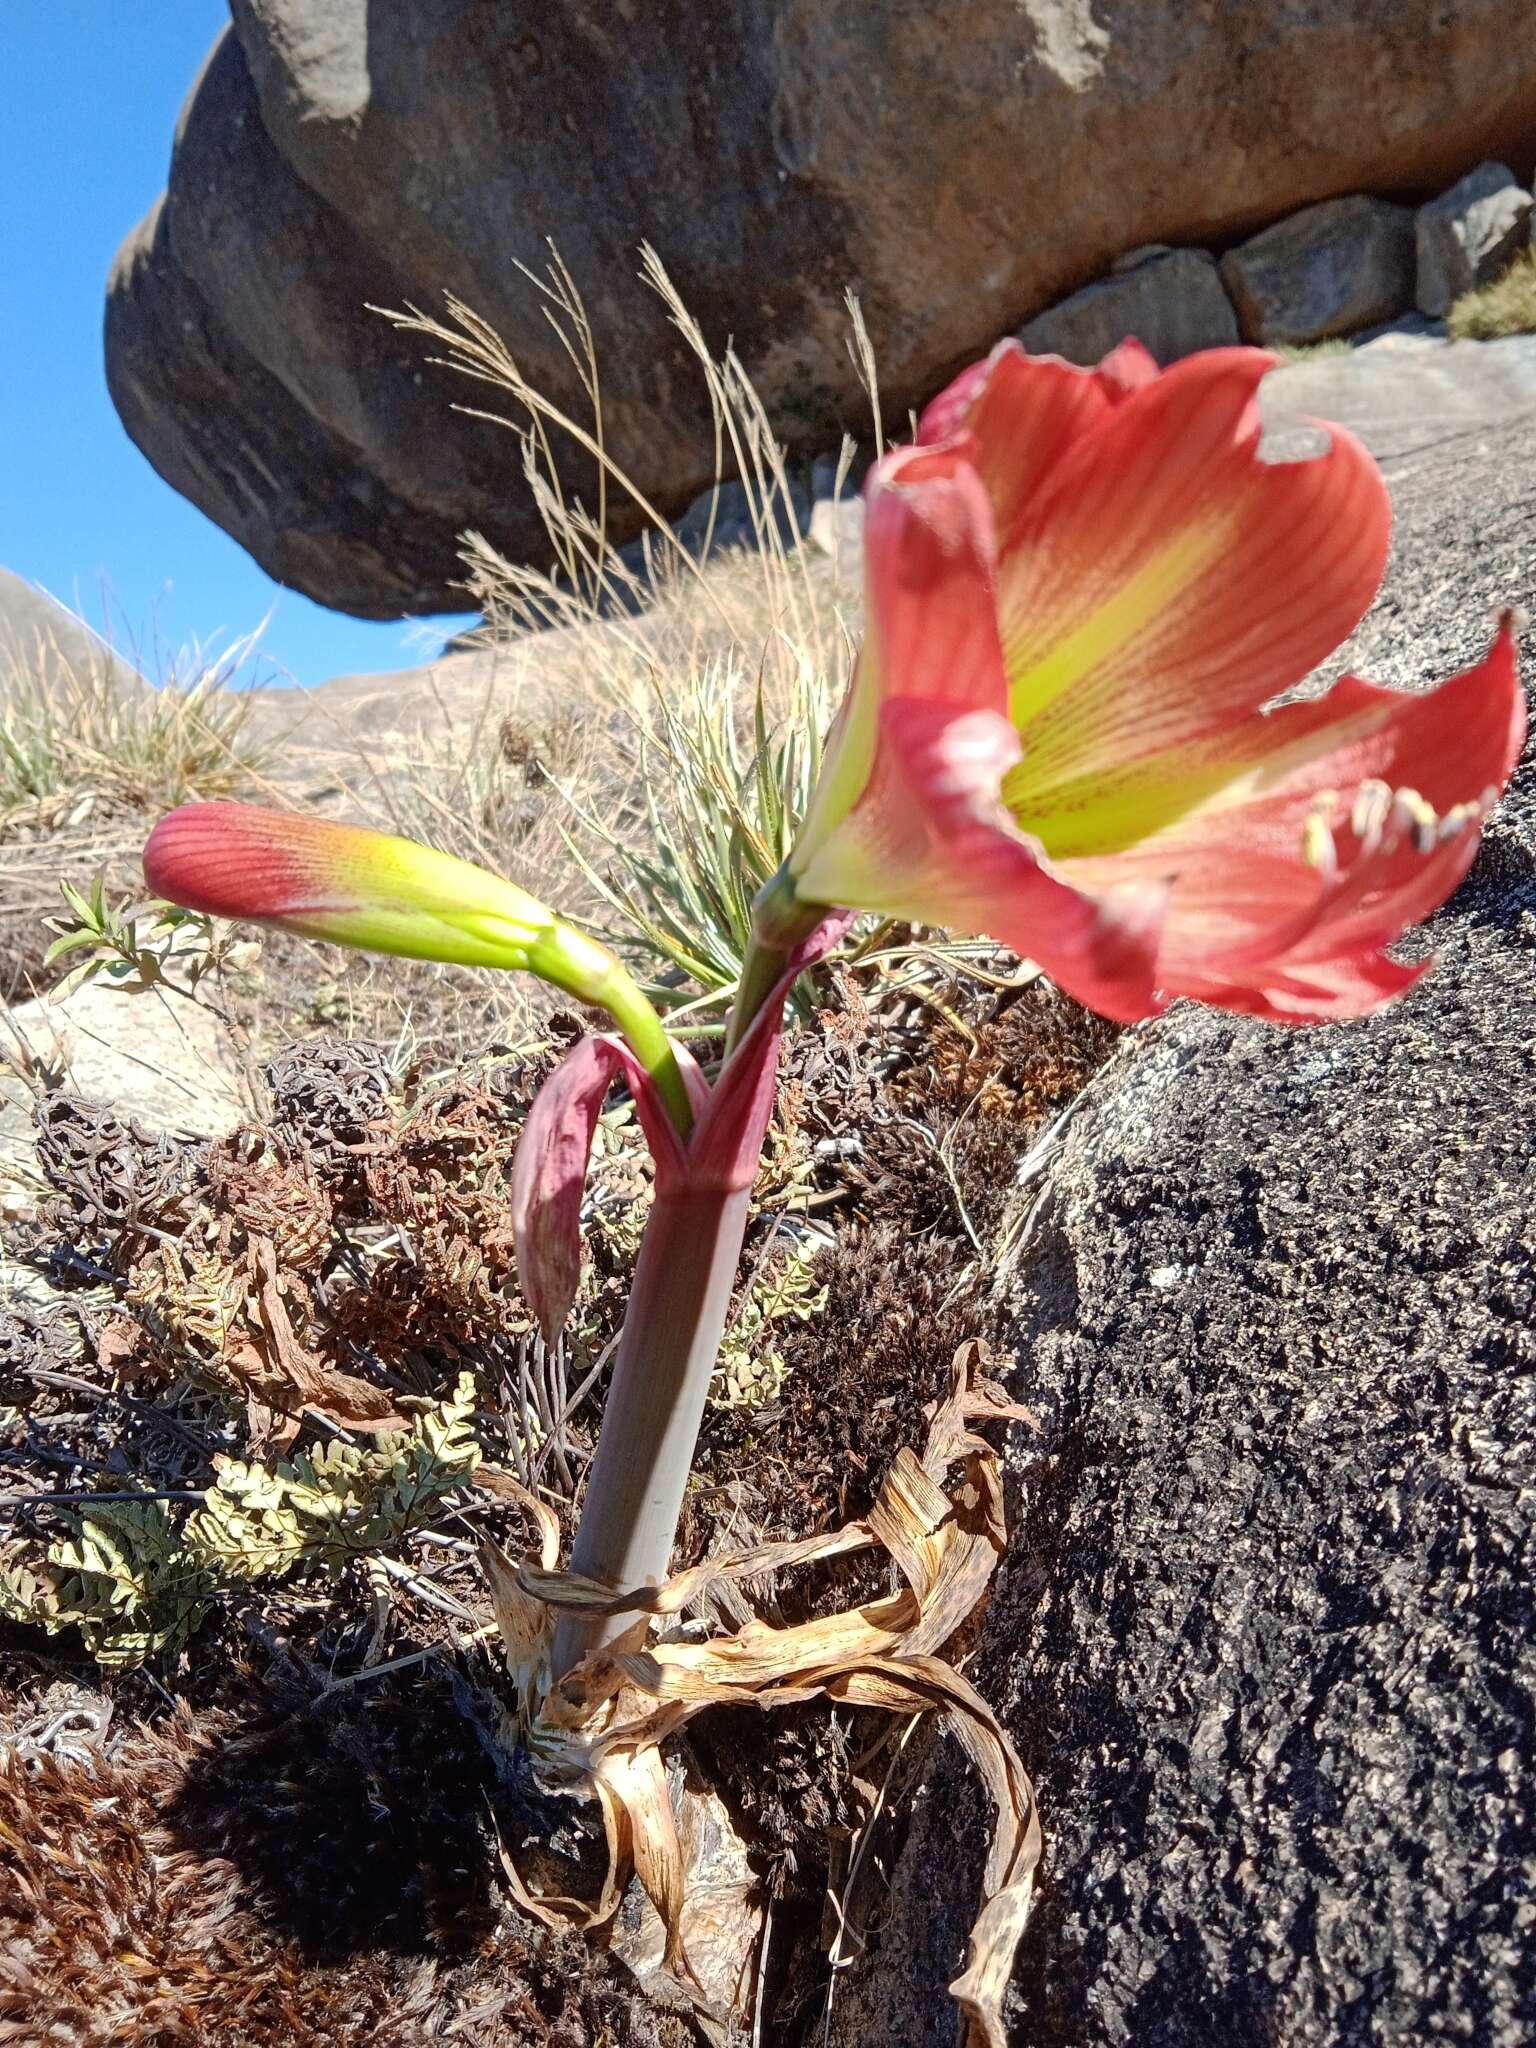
[787,340,1526,1022]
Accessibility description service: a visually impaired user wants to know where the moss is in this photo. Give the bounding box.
[1447,246,1536,340]
[1268,336,1355,364]
[0,1670,684,2047]
[695,1223,979,1552]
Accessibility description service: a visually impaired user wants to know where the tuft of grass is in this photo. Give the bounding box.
[558,651,834,1007]
[1269,336,1355,364]
[0,624,271,997]
[0,628,268,837]
[383,248,872,1019]
[390,244,858,693]
[1447,246,1536,341]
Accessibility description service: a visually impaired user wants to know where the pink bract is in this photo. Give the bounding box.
[510,915,850,1343]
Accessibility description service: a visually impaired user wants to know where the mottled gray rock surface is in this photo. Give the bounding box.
[825,375,1536,2043]
[1416,162,1533,316]
[1221,195,1417,344]
[108,2,1536,616]
[1259,333,1536,471]
[1019,249,1238,367]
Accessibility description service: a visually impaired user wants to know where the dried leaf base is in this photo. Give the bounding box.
[481,1342,1041,2047]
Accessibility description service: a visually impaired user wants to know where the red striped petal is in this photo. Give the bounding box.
[1058,616,1525,1018]
[791,440,1004,875]
[995,348,1391,855]
[918,341,1118,556]
[798,698,1166,1022]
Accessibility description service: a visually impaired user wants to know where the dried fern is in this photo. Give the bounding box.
[0,1500,210,1669]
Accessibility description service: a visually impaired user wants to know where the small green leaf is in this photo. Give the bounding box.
[42,928,103,966]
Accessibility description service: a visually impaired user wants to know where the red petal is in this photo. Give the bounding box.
[918,341,1119,555]
[143,802,382,920]
[1058,615,1526,1019]
[915,351,1000,447]
[862,444,1005,709]
[997,348,1390,852]
[792,440,1004,870]
[800,697,1167,1022]
[1180,950,1429,1023]
[1094,337,1161,400]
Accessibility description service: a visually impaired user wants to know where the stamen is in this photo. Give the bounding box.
[1438,800,1482,843]
[1392,787,1439,855]
[1350,779,1393,845]
[1302,794,1343,868]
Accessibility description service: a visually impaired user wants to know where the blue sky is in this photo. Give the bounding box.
[1,5,472,688]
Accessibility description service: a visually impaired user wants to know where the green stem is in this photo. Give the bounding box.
[724,864,823,1056]
[593,964,696,1137]
[725,935,794,1057]
[535,922,694,1138]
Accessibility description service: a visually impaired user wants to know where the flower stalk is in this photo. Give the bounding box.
[551,1182,754,1676]
[545,905,845,1678]
[572,943,694,1136]
[723,864,823,1055]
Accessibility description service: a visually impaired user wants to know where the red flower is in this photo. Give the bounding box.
[787,341,1525,1021]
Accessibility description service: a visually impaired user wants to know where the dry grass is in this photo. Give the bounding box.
[368,248,869,1028]
[393,246,856,683]
[1269,336,1355,364]
[0,629,266,832]
[1447,246,1536,340]
[0,628,270,999]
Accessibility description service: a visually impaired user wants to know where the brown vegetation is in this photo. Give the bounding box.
[0,1675,687,2047]
[0,276,1128,2039]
